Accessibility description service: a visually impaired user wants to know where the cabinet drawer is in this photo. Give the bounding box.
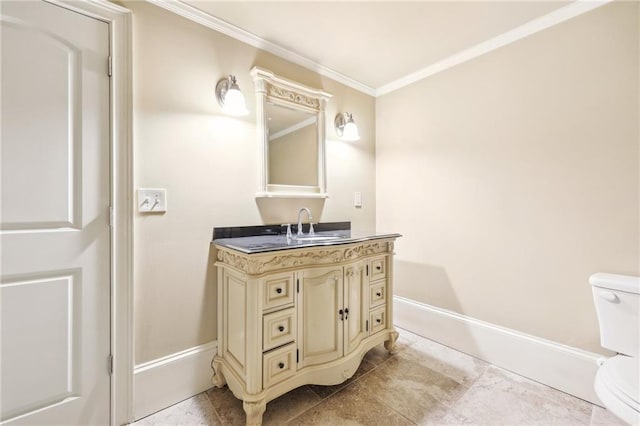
[263,307,296,351]
[263,343,296,388]
[263,273,295,311]
[369,307,386,335]
[369,281,386,309]
[369,256,387,281]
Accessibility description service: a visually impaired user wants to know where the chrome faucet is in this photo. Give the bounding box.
[297,207,313,236]
[281,223,292,243]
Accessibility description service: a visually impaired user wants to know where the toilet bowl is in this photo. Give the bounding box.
[590,273,640,425]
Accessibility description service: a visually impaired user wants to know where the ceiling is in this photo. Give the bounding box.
[170,1,593,95]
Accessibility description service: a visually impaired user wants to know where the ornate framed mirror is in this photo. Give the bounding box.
[250,67,332,198]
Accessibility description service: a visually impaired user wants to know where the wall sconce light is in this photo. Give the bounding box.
[334,112,360,141]
[215,75,249,116]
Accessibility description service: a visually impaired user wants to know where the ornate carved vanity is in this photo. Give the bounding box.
[212,226,400,426]
[211,67,399,425]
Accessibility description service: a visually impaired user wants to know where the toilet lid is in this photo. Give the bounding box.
[590,273,640,294]
[599,356,640,409]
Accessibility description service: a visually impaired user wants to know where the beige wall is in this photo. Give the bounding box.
[125,1,376,364]
[126,0,637,364]
[376,2,639,353]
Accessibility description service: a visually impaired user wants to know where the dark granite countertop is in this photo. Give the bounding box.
[212,222,400,254]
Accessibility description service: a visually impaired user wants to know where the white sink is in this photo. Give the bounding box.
[294,235,343,242]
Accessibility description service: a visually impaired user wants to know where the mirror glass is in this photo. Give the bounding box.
[267,102,317,187]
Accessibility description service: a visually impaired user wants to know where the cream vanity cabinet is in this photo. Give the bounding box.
[213,238,399,426]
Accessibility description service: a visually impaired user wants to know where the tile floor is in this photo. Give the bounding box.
[132,329,625,426]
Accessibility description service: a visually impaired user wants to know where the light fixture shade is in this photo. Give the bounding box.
[216,75,249,116]
[222,86,248,116]
[335,112,360,141]
[342,120,360,141]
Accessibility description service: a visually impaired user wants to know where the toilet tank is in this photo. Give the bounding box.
[590,273,640,357]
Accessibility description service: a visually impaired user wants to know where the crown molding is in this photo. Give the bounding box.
[147,0,611,98]
[376,0,613,96]
[147,0,376,97]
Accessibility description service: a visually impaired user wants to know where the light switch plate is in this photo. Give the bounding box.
[138,188,167,213]
[354,191,362,208]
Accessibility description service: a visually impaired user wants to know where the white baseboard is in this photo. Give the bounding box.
[393,296,604,405]
[133,341,218,420]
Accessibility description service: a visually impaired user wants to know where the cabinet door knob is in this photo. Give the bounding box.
[276,287,283,294]
[344,308,349,320]
[278,362,285,369]
[278,325,285,332]
[376,318,382,324]
[376,292,382,297]
[339,309,344,321]
[376,265,382,271]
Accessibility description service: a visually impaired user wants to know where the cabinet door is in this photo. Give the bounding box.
[221,267,247,376]
[298,266,343,369]
[344,262,367,354]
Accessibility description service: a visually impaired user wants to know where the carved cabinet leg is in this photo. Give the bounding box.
[384,330,400,354]
[243,399,267,426]
[211,358,226,388]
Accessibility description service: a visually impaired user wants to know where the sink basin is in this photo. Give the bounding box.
[294,235,344,242]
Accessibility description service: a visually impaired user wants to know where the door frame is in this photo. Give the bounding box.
[45,1,134,424]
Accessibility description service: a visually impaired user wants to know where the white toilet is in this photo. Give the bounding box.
[590,273,640,425]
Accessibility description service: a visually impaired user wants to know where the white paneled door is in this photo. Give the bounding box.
[1,1,111,424]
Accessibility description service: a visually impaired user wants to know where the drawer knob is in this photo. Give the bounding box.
[278,362,285,369]
[276,287,283,294]
[278,325,285,332]
[376,318,382,324]
[376,265,382,271]
[376,292,382,297]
